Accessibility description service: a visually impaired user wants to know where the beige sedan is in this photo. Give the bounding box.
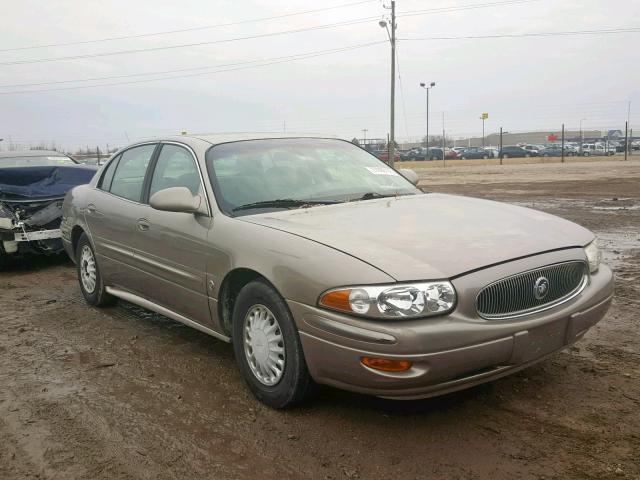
[61,134,614,408]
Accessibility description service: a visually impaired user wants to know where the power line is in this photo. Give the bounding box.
[397,0,539,18]
[0,0,377,53]
[0,41,386,95]
[400,27,640,41]
[0,0,540,66]
[0,17,381,66]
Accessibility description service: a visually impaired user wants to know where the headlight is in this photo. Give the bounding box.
[584,240,601,273]
[319,281,456,319]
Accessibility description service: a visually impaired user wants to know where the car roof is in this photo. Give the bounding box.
[128,132,345,149]
[0,150,69,158]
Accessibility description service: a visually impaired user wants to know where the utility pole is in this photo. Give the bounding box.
[499,126,503,165]
[625,121,629,161]
[561,123,565,163]
[380,1,396,168]
[442,112,446,167]
[390,0,396,169]
[362,128,368,147]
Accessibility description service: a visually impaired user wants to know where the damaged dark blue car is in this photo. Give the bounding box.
[0,150,97,267]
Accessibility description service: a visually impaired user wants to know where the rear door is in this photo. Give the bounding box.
[131,143,213,326]
[84,143,158,291]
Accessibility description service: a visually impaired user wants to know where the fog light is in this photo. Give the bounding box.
[361,357,412,372]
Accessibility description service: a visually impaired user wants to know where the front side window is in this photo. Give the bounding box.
[99,154,120,191]
[206,138,420,216]
[109,144,156,202]
[149,144,202,198]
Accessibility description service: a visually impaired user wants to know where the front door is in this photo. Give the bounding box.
[132,143,213,326]
[84,143,157,291]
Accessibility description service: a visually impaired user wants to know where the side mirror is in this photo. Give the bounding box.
[399,168,419,186]
[149,187,206,214]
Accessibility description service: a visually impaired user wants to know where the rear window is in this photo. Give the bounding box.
[0,155,76,167]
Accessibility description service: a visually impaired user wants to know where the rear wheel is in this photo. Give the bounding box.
[76,233,114,307]
[232,280,315,408]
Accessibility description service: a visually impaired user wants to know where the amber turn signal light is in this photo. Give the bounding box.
[361,357,412,372]
[319,289,352,312]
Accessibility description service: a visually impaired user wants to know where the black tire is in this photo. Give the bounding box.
[232,279,315,409]
[76,233,114,307]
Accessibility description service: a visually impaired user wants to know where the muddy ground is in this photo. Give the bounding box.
[1,160,639,480]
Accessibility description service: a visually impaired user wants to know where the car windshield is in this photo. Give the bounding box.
[0,155,76,167]
[206,138,420,216]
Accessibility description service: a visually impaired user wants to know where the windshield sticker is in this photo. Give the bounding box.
[365,166,399,176]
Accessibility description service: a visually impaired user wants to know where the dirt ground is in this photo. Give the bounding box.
[1,160,639,480]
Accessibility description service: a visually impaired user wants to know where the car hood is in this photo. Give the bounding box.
[239,193,593,281]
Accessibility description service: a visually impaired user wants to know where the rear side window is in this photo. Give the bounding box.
[110,144,156,202]
[99,155,120,191]
[149,144,202,198]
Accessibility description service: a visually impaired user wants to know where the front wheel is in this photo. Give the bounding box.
[76,233,114,307]
[232,280,315,409]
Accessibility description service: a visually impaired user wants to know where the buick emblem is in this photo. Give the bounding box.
[533,276,550,300]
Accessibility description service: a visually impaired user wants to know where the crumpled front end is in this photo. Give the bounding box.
[0,197,66,256]
[0,164,96,259]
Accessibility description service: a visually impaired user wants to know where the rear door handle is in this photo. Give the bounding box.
[137,219,150,231]
[86,204,96,213]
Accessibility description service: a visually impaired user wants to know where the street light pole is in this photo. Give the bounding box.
[380,1,396,168]
[420,81,435,161]
[579,118,586,155]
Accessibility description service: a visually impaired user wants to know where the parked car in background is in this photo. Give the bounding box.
[0,150,97,267]
[484,147,499,158]
[61,134,613,408]
[459,147,491,159]
[499,145,536,158]
[581,144,607,156]
[452,147,467,155]
[424,148,458,160]
[521,145,541,155]
[539,145,577,157]
[374,149,401,163]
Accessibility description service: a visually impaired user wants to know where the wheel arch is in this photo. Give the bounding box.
[217,267,281,337]
[71,225,87,256]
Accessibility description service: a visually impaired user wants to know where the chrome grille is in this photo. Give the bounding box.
[476,261,587,319]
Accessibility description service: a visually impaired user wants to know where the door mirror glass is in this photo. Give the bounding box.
[149,187,206,214]
[399,168,419,186]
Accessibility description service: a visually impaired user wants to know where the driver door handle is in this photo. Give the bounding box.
[137,219,150,231]
[86,203,96,213]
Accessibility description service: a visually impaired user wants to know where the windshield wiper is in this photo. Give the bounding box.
[348,192,413,202]
[232,199,339,212]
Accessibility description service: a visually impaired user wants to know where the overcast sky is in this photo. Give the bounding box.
[1,0,639,151]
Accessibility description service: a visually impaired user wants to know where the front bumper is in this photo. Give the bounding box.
[288,249,614,400]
